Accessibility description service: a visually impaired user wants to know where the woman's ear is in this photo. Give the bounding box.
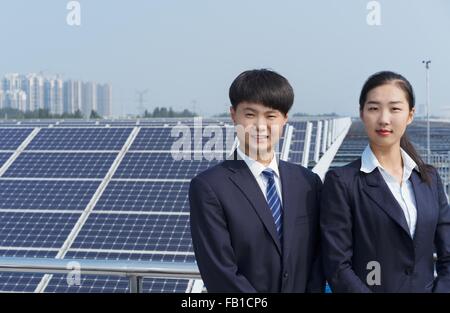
[407,107,415,125]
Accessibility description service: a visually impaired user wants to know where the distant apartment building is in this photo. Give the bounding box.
[0,90,4,109]
[4,89,27,111]
[97,83,112,117]
[1,73,112,117]
[63,80,82,114]
[82,81,97,116]
[22,74,45,111]
[44,78,63,115]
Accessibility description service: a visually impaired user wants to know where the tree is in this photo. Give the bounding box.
[90,110,101,119]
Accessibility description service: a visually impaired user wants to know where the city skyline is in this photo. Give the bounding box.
[0,72,112,118]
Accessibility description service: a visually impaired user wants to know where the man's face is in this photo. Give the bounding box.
[230,102,287,160]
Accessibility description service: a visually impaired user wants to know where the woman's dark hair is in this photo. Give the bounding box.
[229,69,294,116]
[359,71,431,184]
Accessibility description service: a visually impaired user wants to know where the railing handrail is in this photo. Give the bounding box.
[0,257,201,284]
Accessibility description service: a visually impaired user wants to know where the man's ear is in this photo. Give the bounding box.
[283,113,288,125]
[230,106,236,123]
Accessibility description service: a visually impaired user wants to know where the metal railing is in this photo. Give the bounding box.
[0,257,201,293]
[429,152,450,199]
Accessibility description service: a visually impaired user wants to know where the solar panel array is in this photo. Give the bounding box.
[0,117,337,292]
[0,123,212,292]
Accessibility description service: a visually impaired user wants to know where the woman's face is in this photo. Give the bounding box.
[360,83,415,149]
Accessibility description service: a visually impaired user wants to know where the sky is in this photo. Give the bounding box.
[1,0,449,118]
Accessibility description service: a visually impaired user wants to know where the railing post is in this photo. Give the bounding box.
[129,275,143,293]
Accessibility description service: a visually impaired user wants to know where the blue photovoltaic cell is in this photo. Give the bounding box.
[45,275,189,293]
[0,212,81,248]
[94,181,189,212]
[290,121,308,129]
[70,213,192,252]
[114,153,222,179]
[130,127,235,151]
[287,152,304,164]
[0,153,12,168]
[0,273,45,292]
[0,249,58,258]
[130,128,181,151]
[26,128,132,150]
[287,123,307,163]
[290,136,305,152]
[0,128,33,149]
[0,180,100,210]
[308,122,318,162]
[3,152,117,178]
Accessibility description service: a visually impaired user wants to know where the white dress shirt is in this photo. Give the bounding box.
[360,145,419,237]
[236,145,283,203]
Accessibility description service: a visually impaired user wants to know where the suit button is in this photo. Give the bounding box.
[404,267,413,275]
[283,272,288,279]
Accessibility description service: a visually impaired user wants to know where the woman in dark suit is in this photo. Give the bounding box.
[321,71,450,292]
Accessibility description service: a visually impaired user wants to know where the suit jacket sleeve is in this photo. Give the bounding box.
[433,170,450,292]
[320,170,372,293]
[306,173,326,292]
[189,175,257,292]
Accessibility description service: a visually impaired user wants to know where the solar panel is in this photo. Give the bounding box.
[309,121,318,163]
[0,273,46,292]
[288,122,307,163]
[0,212,81,248]
[3,153,118,178]
[0,180,100,210]
[0,128,33,149]
[26,128,132,150]
[94,181,189,213]
[130,126,235,151]
[0,153,12,168]
[45,275,189,293]
[114,153,222,179]
[70,213,192,252]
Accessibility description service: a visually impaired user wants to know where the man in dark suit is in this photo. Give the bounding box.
[189,69,324,292]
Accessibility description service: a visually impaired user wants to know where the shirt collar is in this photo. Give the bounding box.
[360,145,419,179]
[236,142,280,179]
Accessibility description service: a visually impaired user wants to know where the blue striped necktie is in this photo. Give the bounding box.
[262,169,283,242]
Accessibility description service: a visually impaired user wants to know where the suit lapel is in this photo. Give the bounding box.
[362,168,412,238]
[227,159,282,255]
